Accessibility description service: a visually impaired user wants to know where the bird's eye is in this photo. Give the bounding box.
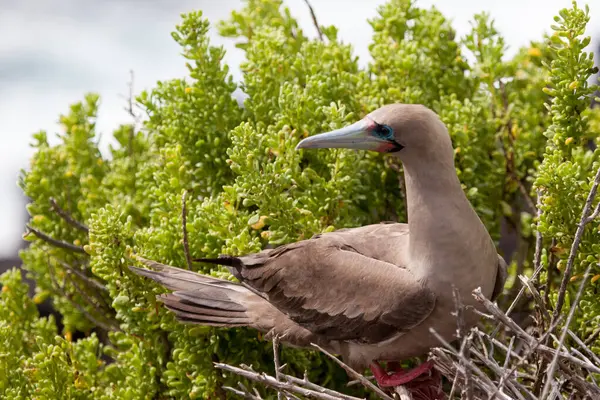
[374,124,394,140]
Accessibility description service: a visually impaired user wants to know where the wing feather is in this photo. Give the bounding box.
[217,223,436,344]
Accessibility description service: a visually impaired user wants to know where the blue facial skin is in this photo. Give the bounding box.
[375,124,394,140]
[373,123,404,153]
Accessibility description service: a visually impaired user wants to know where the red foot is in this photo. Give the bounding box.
[369,360,434,387]
[386,361,403,373]
[370,360,447,399]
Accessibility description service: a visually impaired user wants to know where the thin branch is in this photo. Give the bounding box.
[182,189,192,270]
[473,288,600,374]
[501,190,544,324]
[496,335,516,397]
[556,358,600,397]
[518,275,551,322]
[584,200,600,223]
[584,326,600,345]
[570,348,599,387]
[122,70,142,124]
[272,336,284,400]
[26,225,86,254]
[470,348,532,400]
[49,198,89,232]
[452,287,473,400]
[517,180,536,213]
[310,343,394,400]
[214,363,363,400]
[429,328,511,400]
[67,272,109,313]
[472,329,526,363]
[431,347,500,398]
[551,165,600,321]
[568,330,600,366]
[54,258,107,292]
[282,374,362,400]
[545,238,558,313]
[490,318,563,400]
[222,384,262,400]
[541,262,595,398]
[47,259,119,332]
[301,0,323,41]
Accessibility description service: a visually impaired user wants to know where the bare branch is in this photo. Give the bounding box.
[518,275,551,322]
[222,382,265,400]
[584,326,600,345]
[282,374,362,400]
[500,189,544,327]
[541,262,595,398]
[54,258,107,292]
[310,343,394,400]
[302,0,323,41]
[214,363,364,400]
[570,348,598,387]
[49,198,89,232]
[272,336,284,400]
[473,288,600,374]
[452,287,473,400]
[470,348,532,400]
[47,259,119,332]
[429,328,511,400]
[222,385,262,400]
[584,200,600,223]
[551,165,600,321]
[26,225,86,254]
[569,330,600,365]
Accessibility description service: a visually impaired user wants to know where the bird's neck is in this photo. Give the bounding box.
[400,153,493,272]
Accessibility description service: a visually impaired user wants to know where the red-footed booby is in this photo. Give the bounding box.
[130,104,507,396]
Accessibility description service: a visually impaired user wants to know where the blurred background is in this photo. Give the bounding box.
[1,0,599,272]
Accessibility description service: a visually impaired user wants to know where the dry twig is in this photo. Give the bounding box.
[541,262,596,398]
[26,225,86,254]
[49,197,89,232]
[551,165,600,322]
[272,336,284,400]
[46,258,119,332]
[215,363,362,400]
[310,343,394,400]
[302,0,323,41]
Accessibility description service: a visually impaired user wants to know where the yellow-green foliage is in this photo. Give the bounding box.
[535,3,600,348]
[2,0,599,398]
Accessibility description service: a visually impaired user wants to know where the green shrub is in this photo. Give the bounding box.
[2,0,599,398]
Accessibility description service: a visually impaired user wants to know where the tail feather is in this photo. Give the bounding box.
[169,310,250,324]
[160,294,248,319]
[129,258,253,327]
[130,256,319,344]
[174,291,246,312]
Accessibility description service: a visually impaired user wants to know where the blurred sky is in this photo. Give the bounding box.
[0,0,598,258]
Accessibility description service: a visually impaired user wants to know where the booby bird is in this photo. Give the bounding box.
[130,104,507,395]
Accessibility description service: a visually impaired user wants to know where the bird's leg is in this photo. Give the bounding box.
[386,361,403,373]
[369,360,434,387]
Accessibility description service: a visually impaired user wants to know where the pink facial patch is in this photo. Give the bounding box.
[376,142,399,153]
[364,116,378,131]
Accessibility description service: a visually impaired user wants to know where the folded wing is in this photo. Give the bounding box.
[200,224,436,344]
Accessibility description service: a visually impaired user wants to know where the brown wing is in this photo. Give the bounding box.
[209,223,435,344]
[309,223,411,266]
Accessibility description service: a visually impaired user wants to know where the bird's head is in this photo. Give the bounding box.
[296,104,449,157]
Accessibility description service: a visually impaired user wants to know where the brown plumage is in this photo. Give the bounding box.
[130,104,507,382]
